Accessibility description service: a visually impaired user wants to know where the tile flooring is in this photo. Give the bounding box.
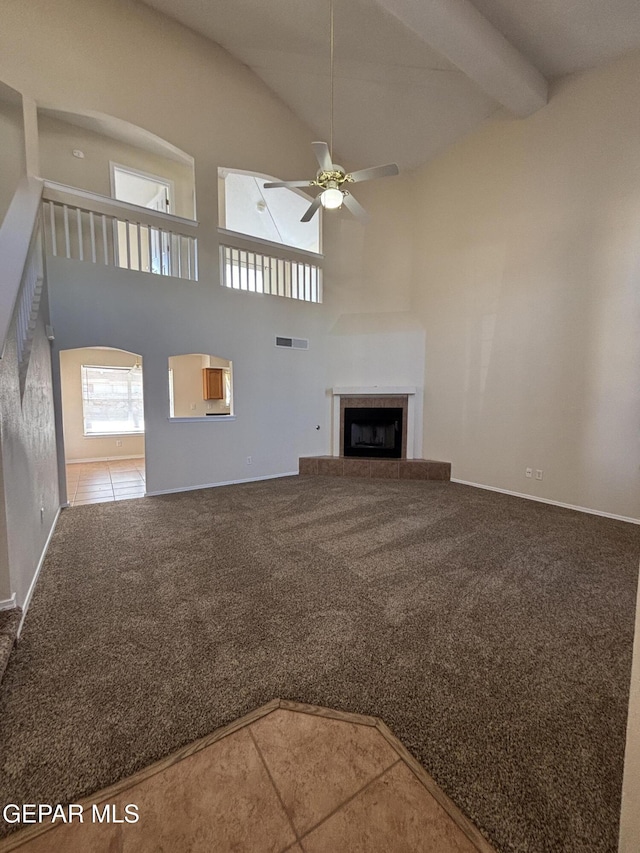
[66,459,146,506]
[1,703,496,853]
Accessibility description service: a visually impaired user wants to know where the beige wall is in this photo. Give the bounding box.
[38,115,195,219]
[0,100,24,227]
[60,348,144,462]
[323,175,415,315]
[407,51,640,521]
[0,0,315,209]
[169,354,231,418]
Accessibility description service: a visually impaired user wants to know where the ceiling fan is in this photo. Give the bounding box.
[263,0,399,224]
[264,143,399,224]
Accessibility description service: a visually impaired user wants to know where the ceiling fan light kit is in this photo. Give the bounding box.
[263,0,399,223]
[320,186,343,209]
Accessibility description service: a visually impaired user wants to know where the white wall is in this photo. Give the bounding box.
[59,347,145,462]
[326,312,425,455]
[38,115,195,219]
[408,52,640,521]
[47,258,329,492]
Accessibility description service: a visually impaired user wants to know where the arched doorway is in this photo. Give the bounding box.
[59,347,145,506]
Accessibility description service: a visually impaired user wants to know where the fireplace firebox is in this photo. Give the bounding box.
[343,407,403,458]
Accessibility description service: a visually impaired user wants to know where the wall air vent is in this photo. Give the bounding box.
[275,336,309,350]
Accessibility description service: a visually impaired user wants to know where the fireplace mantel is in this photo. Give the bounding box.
[331,386,421,459]
[332,386,417,397]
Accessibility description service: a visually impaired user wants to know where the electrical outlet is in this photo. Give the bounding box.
[525,467,532,478]
[535,469,543,480]
[116,440,122,447]
[246,456,252,465]
[190,403,197,411]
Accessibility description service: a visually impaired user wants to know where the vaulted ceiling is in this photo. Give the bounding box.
[140,0,640,173]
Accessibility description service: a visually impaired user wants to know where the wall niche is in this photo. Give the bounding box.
[168,354,232,418]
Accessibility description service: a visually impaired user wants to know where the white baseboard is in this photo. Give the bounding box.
[0,593,16,611]
[17,506,62,639]
[450,479,640,525]
[145,471,298,497]
[66,455,144,464]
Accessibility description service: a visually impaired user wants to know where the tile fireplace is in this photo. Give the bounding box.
[299,385,451,481]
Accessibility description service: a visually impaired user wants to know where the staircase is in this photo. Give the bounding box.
[0,608,21,684]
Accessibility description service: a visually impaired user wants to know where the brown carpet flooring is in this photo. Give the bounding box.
[0,476,638,852]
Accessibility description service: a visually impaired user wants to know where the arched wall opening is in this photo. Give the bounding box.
[59,346,145,506]
[37,106,196,220]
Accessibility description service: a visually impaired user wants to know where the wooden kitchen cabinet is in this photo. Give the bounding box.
[202,367,224,400]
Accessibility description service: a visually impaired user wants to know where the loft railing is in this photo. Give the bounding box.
[15,214,44,390]
[0,177,44,363]
[42,182,199,281]
[218,228,323,304]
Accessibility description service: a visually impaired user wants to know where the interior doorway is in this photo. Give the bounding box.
[110,163,173,273]
[59,346,146,506]
[111,163,173,212]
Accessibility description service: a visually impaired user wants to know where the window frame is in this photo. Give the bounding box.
[109,162,176,214]
[81,364,145,437]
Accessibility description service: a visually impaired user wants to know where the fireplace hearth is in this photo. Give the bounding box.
[343,407,403,458]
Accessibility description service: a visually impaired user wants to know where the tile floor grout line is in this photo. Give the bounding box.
[67,461,146,506]
[248,728,302,848]
[296,757,402,845]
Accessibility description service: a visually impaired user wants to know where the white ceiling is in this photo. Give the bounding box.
[140,0,640,173]
[471,0,640,77]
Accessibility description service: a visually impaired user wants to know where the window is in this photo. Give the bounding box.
[81,365,144,435]
[219,169,320,254]
[219,245,322,303]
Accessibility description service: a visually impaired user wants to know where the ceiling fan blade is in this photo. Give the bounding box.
[311,141,333,172]
[342,192,370,224]
[263,179,312,189]
[301,194,322,222]
[347,163,399,184]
